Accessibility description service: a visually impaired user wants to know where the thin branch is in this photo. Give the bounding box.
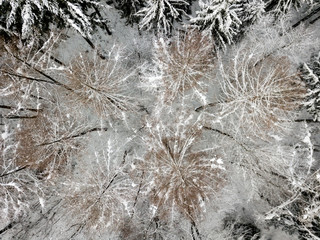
[0,221,17,235]
[39,49,65,66]
[7,52,73,91]
[82,36,96,50]
[90,150,128,207]
[1,70,57,86]
[37,127,108,146]
[203,126,288,181]
[265,0,278,12]
[68,223,86,240]
[310,14,320,24]
[203,126,250,151]
[292,6,320,28]
[0,114,38,119]
[191,223,196,240]
[20,90,46,101]
[2,199,62,238]
[91,5,112,35]
[294,119,316,123]
[190,219,202,240]
[195,102,219,112]
[101,150,128,194]
[131,171,145,219]
[0,104,42,113]
[0,165,30,178]
[138,105,150,114]
[82,37,107,60]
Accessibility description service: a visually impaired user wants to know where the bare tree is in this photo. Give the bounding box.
[65,47,137,119]
[218,48,306,138]
[15,109,88,178]
[0,120,46,228]
[141,30,215,104]
[138,110,225,222]
[64,133,136,234]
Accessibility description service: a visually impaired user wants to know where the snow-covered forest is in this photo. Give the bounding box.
[1,0,320,239]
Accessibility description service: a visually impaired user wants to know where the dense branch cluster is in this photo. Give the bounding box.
[65,145,136,231]
[219,51,306,137]
[65,49,136,118]
[141,112,225,220]
[146,30,215,103]
[1,124,44,225]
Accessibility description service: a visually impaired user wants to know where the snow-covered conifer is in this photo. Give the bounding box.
[300,51,320,121]
[190,0,242,50]
[265,0,314,16]
[137,0,189,34]
[0,0,107,41]
[236,0,265,26]
[113,0,144,24]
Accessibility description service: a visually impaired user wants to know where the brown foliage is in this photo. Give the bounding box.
[65,49,136,118]
[15,111,82,176]
[219,53,306,136]
[141,114,225,220]
[66,174,125,231]
[154,30,215,102]
[0,121,45,223]
[65,148,136,231]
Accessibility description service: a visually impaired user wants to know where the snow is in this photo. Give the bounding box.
[1,125,10,140]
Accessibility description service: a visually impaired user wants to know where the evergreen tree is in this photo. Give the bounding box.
[0,0,109,42]
[136,0,189,35]
[300,51,320,121]
[190,0,242,50]
[265,0,313,16]
[236,0,265,26]
[113,0,144,24]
